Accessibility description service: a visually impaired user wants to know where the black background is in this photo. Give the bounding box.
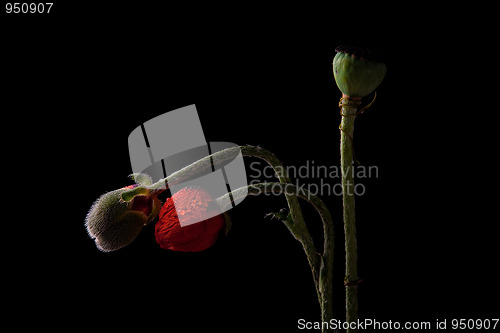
[2,3,499,332]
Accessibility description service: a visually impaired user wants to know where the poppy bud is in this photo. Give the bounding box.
[155,187,226,252]
[85,185,161,252]
[333,46,386,98]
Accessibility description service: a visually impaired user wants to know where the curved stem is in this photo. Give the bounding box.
[240,146,322,303]
[146,145,334,330]
[340,95,361,333]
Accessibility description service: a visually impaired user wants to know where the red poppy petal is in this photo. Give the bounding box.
[154,188,225,252]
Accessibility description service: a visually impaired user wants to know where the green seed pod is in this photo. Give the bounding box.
[85,187,160,252]
[333,46,386,98]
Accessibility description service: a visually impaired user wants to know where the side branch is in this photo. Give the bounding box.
[216,182,334,327]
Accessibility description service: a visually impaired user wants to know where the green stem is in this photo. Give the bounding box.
[340,94,361,333]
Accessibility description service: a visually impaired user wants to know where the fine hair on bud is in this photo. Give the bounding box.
[85,189,148,252]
